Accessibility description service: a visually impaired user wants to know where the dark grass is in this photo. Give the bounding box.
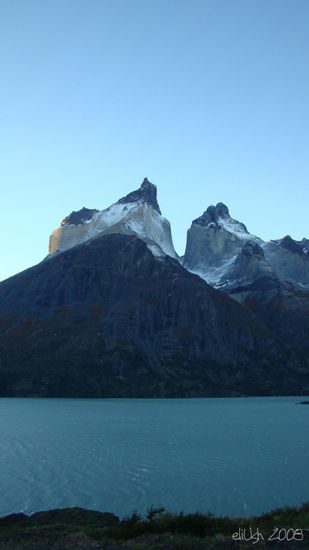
[1,504,309,549]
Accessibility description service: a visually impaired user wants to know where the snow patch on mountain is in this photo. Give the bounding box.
[185,255,237,287]
[217,216,260,242]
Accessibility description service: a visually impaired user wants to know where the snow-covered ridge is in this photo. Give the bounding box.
[48,179,308,290]
[216,216,261,242]
[185,255,238,287]
[183,202,263,286]
[193,202,261,242]
[49,180,178,260]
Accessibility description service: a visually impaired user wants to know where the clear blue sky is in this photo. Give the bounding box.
[1,0,308,281]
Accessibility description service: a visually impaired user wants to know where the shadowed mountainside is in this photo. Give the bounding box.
[0,233,308,397]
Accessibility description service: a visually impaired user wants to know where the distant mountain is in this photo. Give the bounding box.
[0,179,308,397]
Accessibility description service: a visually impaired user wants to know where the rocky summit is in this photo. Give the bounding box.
[48,178,177,259]
[117,176,162,214]
[0,178,308,397]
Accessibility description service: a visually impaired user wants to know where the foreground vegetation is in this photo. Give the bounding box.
[0,503,309,549]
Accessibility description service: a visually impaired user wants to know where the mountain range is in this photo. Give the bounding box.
[0,178,308,397]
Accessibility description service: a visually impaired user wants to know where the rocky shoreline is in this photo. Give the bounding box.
[1,504,309,549]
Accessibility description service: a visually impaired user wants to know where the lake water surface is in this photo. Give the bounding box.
[0,397,308,519]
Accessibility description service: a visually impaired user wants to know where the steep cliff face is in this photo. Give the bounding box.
[0,234,306,397]
[184,203,309,290]
[212,240,309,353]
[183,203,262,285]
[262,237,309,287]
[49,178,177,260]
[183,205,309,358]
[217,241,275,289]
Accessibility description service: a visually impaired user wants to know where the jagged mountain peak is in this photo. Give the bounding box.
[271,235,309,257]
[49,178,177,259]
[183,202,262,287]
[117,177,161,214]
[141,176,152,188]
[215,202,230,218]
[193,202,229,226]
[192,202,249,234]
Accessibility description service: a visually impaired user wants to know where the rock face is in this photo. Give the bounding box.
[61,207,99,227]
[218,241,275,288]
[183,203,262,286]
[212,239,309,353]
[262,238,309,287]
[193,202,245,230]
[117,177,161,214]
[0,233,307,397]
[183,204,309,358]
[184,204,309,290]
[49,178,177,259]
[274,235,309,256]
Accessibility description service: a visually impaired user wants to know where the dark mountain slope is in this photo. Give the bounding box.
[208,241,309,356]
[227,275,309,355]
[0,234,307,397]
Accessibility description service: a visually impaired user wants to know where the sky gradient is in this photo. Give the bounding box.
[1,0,308,281]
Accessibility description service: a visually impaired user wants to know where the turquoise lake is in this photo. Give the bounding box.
[0,397,308,519]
